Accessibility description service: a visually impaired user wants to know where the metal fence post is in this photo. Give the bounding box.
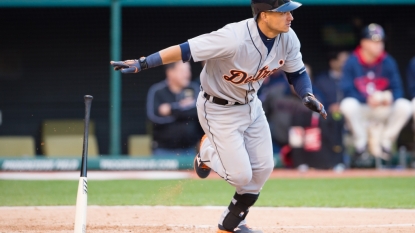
[110,0,122,155]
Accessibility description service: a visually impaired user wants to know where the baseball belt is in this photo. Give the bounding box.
[203,92,242,106]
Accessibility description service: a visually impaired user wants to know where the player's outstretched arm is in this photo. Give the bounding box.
[110,45,183,74]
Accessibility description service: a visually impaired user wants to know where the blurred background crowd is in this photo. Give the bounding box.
[1,1,415,170]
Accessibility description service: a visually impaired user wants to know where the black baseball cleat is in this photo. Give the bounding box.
[194,153,211,179]
[217,224,263,233]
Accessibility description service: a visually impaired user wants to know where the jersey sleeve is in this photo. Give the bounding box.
[188,25,238,62]
[386,56,404,100]
[281,29,305,73]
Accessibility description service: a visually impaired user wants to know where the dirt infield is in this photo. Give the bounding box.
[1,206,415,233]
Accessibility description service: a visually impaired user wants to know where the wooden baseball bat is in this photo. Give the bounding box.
[74,95,93,233]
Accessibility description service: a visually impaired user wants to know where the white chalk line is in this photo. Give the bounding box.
[107,223,415,229]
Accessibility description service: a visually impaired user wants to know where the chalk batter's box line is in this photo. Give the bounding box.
[115,223,415,229]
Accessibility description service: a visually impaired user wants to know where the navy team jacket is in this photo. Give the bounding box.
[340,47,404,103]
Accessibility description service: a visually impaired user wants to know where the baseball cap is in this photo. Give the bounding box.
[361,23,385,42]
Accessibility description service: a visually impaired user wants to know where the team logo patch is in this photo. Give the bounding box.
[354,76,390,97]
[223,66,280,85]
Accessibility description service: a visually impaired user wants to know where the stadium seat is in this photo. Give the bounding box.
[128,135,152,156]
[0,136,35,157]
[41,120,99,157]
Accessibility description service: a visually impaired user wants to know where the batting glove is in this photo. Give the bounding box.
[110,58,143,74]
[302,93,327,119]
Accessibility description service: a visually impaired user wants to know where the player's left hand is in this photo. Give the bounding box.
[110,59,141,74]
[302,93,327,119]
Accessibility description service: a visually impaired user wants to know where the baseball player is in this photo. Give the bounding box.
[340,24,412,161]
[111,0,327,232]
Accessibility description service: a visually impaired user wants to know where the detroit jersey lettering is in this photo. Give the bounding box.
[188,18,304,104]
[224,65,281,85]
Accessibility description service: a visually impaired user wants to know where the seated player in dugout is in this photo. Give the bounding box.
[339,23,413,163]
[111,0,327,232]
[146,61,201,156]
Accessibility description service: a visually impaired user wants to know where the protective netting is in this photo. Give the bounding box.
[0,5,414,155]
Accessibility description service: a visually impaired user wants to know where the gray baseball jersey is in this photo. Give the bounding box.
[189,18,304,104]
[189,18,305,227]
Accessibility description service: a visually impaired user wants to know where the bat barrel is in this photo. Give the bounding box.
[81,95,93,178]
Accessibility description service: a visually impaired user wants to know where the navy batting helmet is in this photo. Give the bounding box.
[251,0,302,19]
[361,23,385,42]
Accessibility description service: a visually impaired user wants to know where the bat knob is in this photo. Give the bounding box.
[84,95,93,100]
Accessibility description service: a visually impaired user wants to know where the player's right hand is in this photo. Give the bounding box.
[110,60,141,74]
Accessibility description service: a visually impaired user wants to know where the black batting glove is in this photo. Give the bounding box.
[302,93,327,119]
[110,59,141,74]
